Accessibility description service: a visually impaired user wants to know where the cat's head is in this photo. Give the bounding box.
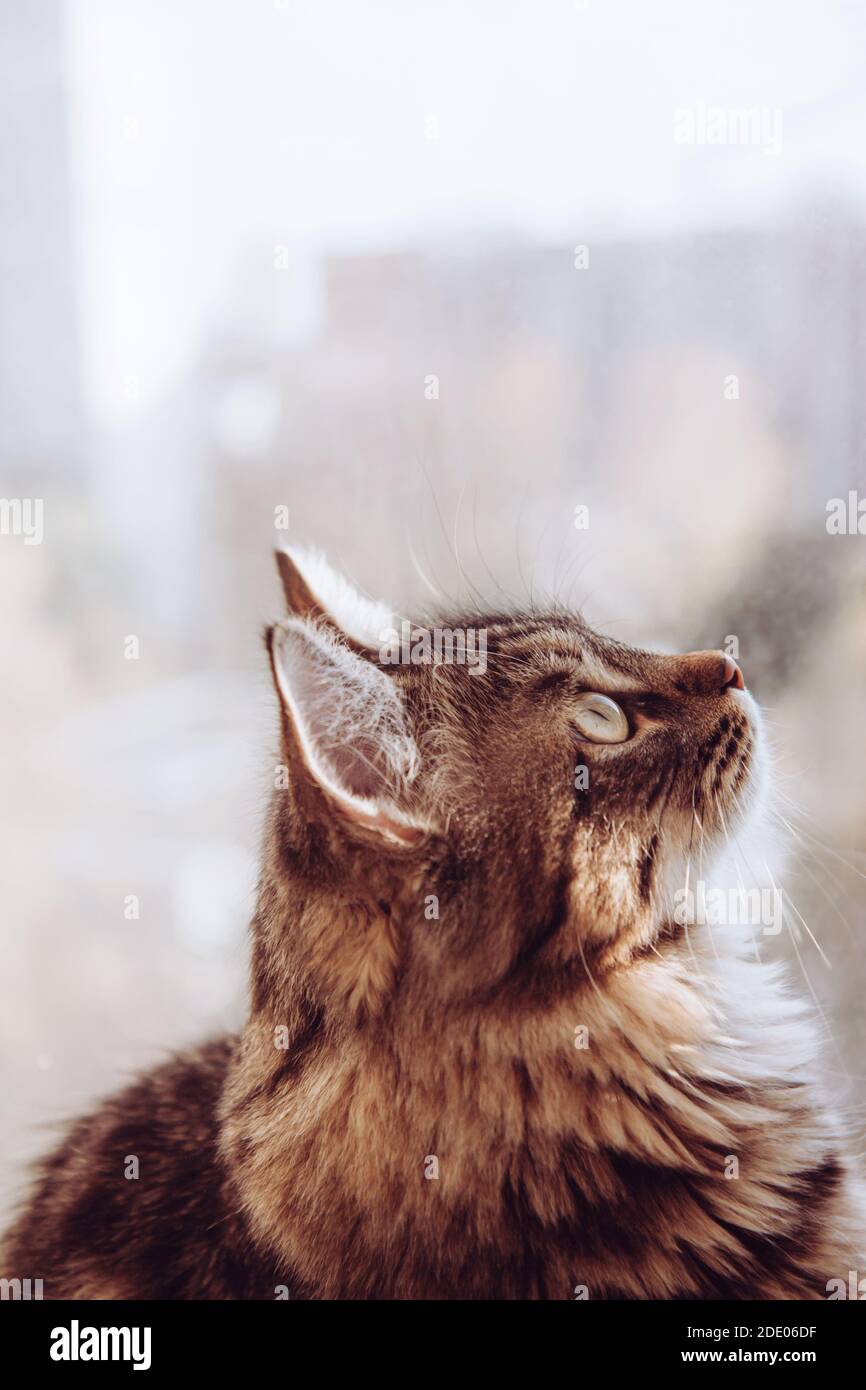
[261,548,766,1020]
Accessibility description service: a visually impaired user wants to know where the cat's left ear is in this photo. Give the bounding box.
[267,617,427,849]
[274,546,393,654]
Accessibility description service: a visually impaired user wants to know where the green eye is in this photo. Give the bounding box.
[572,693,630,744]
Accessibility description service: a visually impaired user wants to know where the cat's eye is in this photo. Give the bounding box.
[572,692,630,744]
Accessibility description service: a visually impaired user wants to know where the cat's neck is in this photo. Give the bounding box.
[219,918,816,1295]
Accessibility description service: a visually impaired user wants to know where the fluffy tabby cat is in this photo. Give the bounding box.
[2,548,864,1299]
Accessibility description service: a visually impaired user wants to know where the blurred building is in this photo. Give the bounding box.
[0,0,84,483]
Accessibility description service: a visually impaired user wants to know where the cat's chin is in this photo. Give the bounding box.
[662,733,786,949]
[719,686,770,829]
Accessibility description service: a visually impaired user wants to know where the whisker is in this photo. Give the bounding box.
[470,488,511,603]
[780,884,833,970]
[775,812,866,882]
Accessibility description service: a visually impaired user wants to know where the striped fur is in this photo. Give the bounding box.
[2,557,864,1299]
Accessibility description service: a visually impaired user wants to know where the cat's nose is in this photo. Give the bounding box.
[678,650,745,695]
[720,654,745,690]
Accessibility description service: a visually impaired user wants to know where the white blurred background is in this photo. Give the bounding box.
[2,0,866,1213]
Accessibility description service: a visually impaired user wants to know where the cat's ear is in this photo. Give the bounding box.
[274,546,393,654]
[267,618,426,848]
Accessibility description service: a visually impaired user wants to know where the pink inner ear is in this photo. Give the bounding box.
[319,726,395,803]
[288,643,397,802]
[336,799,427,847]
[273,621,420,827]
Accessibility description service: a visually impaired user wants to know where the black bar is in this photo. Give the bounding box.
[0,1297,861,1375]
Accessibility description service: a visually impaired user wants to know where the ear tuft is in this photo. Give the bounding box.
[275,546,395,650]
[269,619,425,847]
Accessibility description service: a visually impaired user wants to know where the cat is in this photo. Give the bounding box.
[2,547,864,1299]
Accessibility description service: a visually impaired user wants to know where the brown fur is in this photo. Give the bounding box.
[3,554,864,1299]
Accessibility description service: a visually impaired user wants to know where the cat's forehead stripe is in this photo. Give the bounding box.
[486,623,648,692]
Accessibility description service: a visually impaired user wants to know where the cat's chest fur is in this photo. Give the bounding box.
[219,939,851,1299]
